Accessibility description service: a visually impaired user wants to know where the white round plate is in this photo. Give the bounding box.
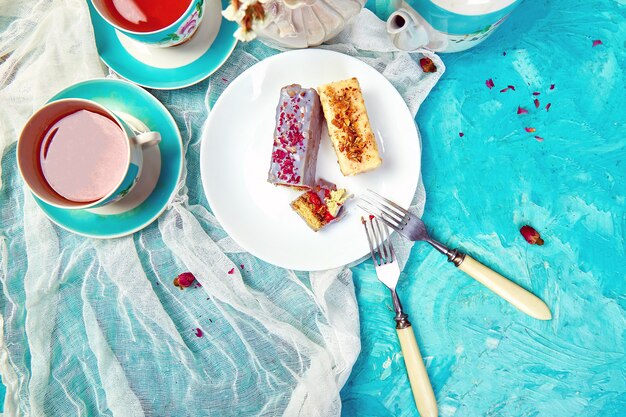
[200,49,421,271]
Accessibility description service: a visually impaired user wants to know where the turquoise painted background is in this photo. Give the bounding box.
[1,0,624,415]
[342,0,625,416]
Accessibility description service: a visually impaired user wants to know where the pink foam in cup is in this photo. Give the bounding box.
[18,99,132,209]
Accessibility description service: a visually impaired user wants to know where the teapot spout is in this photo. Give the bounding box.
[387,9,429,51]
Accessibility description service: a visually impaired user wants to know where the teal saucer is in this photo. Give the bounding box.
[87,0,238,90]
[35,78,183,239]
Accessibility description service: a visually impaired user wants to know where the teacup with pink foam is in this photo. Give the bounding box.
[18,98,161,210]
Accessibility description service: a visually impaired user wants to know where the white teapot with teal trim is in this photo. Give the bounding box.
[371,0,522,53]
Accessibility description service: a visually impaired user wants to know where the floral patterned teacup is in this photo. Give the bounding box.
[18,99,161,210]
[90,0,206,47]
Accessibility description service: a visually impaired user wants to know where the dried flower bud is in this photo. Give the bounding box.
[174,272,196,289]
[520,225,544,245]
[419,57,437,73]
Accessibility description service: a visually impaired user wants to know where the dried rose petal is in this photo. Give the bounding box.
[592,39,602,47]
[195,328,203,337]
[486,78,495,89]
[550,84,555,90]
[517,106,529,115]
[534,98,540,108]
[240,264,245,270]
[535,135,544,142]
[546,103,552,111]
[525,127,536,132]
[227,268,235,275]
[173,272,196,289]
[419,57,437,73]
[532,92,540,96]
[369,214,375,220]
[459,132,465,137]
[508,85,516,91]
[520,225,544,245]
[500,87,510,93]
[178,272,196,286]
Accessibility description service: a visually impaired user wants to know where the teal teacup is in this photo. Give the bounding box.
[90,0,206,47]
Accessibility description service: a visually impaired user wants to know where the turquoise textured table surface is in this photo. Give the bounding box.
[342,0,625,416]
[1,0,624,415]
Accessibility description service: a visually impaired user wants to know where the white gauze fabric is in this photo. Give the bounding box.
[0,0,443,415]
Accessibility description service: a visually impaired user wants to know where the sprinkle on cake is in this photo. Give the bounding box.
[267,84,323,189]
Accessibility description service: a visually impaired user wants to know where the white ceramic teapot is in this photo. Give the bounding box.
[376,0,523,53]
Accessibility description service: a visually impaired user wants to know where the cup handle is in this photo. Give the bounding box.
[131,131,161,148]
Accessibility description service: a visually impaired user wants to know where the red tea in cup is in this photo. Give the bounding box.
[39,110,129,202]
[100,0,191,32]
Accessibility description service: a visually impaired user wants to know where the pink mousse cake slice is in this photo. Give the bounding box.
[267,84,323,189]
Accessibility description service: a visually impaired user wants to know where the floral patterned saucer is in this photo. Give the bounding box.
[87,0,238,90]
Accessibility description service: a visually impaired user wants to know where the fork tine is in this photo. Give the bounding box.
[378,211,402,234]
[359,196,404,225]
[373,218,388,263]
[356,200,390,222]
[356,203,380,220]
[372,217,385,264]
[380,218,395,262]
[366,197,407,221]
[357,203,402,233]
[365,189,410,217]
[361,217,380,266]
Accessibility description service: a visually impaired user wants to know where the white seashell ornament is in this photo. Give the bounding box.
[223,0,366,48]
